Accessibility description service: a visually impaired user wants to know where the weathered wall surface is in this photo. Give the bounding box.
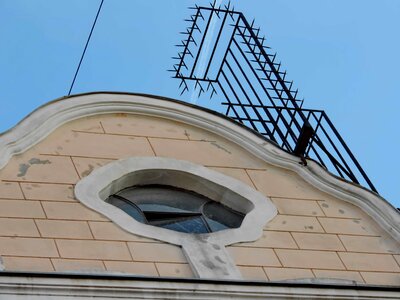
[0,113,399,285]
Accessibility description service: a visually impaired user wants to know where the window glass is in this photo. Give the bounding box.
[203,216,229,232]
[106,195,146,223]
[203,201,244,229]
[106,185,244,234]
[160,216,209,234]
[117,186,206,212]
[139,204,190,214]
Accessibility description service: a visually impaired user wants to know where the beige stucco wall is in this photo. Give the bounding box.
[0,112,399,285]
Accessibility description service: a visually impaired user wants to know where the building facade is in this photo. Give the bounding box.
[0,92,399,298]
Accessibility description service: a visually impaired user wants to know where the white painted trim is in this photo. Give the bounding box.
[74,156,277,279]
[0,92,399,241]
[0,274,399,299]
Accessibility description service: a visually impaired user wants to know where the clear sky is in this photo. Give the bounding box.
[0,0,399,207]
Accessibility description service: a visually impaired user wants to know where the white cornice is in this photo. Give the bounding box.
[0,92,399,241]
[0,274,399,299]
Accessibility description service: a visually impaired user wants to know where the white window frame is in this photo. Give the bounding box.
[75,156,277,279]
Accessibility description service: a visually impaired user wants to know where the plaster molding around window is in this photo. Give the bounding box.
[75,156,277,279]
[0,92,398,244]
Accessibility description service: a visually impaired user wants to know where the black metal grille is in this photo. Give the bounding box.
[171,3,377,193]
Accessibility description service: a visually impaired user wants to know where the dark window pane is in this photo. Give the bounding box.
[108,185,245,234]
[144,211,201,223]
[203,201,244,230]
[159,216,209,233]
[117,186,206,213]
[203,216,229,232]
[140,204,190,213]
[106,196,146,223]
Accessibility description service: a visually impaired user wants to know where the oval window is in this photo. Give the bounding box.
[105,185,244,234]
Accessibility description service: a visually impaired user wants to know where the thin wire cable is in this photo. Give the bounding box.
[68,0,104,96]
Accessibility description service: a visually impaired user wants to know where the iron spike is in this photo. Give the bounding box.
[193,23,201,33]
[199,10,205,20]
[185,48,194,58]
[268,53,275,62]
[180,86,188,96]
[209,0,215,10]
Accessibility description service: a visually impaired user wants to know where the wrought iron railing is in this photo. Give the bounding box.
[171,3,377,193]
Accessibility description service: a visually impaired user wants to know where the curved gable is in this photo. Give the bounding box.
[0,92,398,285]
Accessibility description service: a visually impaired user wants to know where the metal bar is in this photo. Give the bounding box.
[238,14,304,112]
[220,102,325,113]
[307,142,328,169]
[197,6,241,15]
[316,120,359,182]
[216,16,240,81]
[230,37,297,149]
[283,109,300,143]
[226,48,278,142]
[190,9,215,78]
[224,58,276,140]
[176,8,201,77]
[174,76,218,83]
[229,117,272,123]
[203,9,229,79]
[217,81,245,124]
[231,38,276,105]
[305,111,324,156]
[322,112,377,192]
[220,70,260,131]
[312,138,350,179]
[235,24,305,137]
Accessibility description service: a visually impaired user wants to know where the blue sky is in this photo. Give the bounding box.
[0,0,399,207]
